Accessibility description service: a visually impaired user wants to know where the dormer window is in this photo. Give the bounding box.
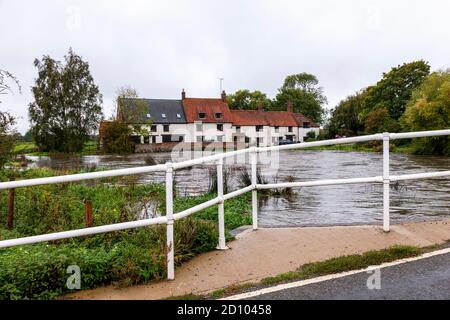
[199,112,206,119]
[215,113,223,119]
[161,113,166,119]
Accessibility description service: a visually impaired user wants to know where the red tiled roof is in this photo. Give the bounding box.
[231,110,269,126]
[265,111,298,127]
[291,113,320,128]
[182,98,233,123]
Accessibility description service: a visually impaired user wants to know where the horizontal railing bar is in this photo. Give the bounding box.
[390,129,450,140]
[0,164,167,190]
[257,176,383,190]
[172,149,250,170]
[0,216,168,249]
[173,197,222,220]
[259,134,383,153]
[391,171,450,182]
[223,185,254,201]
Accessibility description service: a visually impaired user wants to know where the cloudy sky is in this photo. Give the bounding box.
[1,0,450,133]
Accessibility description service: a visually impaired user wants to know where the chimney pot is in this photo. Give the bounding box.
[182,89,186,100]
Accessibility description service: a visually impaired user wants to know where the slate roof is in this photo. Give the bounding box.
[118,98,186,124]
[182,98,233,123]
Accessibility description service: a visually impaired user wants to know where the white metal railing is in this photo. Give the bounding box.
[0,129,449,280]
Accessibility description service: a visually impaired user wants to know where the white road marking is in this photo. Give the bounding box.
[221,247,450,300]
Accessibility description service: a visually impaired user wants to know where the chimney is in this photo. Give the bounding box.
[221,90,227,102]
[257,104,264,112]
[181,88,186,100]
[287,101,294,113]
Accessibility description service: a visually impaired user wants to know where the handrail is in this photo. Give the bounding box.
[0,129,449,280]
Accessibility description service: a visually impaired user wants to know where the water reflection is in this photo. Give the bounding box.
[25,150,450,227]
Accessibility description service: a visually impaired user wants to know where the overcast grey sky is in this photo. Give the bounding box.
[1,0,450,133]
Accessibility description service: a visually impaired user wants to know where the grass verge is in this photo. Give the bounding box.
[195,245,424,299]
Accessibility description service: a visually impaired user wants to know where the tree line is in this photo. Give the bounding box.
[324,60,450,155]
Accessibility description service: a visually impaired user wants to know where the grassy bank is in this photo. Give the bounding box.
[14,140,99,156]
[297,142,416,154]
[0,168,251,300]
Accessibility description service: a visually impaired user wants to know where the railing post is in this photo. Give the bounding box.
[383,132,390,232]
[251,147,258,230]
[165,162,175,280]
[216,158,228,250]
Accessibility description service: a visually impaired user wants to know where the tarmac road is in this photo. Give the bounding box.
[245,251,450,300]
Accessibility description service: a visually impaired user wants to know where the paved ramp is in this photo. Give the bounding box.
[67,219,450,300]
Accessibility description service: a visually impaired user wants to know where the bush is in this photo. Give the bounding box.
[0,168,252,299]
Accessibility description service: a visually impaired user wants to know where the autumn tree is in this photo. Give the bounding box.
[29,49,103,153]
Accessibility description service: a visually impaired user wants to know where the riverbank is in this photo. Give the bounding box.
[296,142,416,154]
[13,140,100,156]
[66,219,450,300]
[0,168,252,300]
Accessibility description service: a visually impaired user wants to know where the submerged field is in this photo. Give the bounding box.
[0,168,252,300]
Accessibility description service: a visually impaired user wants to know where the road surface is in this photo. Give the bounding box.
[245,251,450,300]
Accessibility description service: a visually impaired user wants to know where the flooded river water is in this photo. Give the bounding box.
[26,150,450,227]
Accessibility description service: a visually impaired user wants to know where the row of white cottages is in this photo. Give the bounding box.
[110,90,320,148]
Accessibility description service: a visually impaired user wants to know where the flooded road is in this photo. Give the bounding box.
[26,150,450,227]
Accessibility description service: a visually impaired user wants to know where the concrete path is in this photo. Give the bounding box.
[67,219,450,300]
[243,250,450,300]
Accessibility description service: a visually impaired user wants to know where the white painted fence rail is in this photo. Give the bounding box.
[0,129,449,280]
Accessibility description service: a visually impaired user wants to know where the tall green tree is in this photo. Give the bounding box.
[365,60,431,120]
[227,90,272,110]
[29,48,103,153]
[401,70,450,155]
[327,90,367,138]
[274,73,327,123]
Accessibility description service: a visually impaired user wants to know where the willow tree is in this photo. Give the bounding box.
[29,49,103,153]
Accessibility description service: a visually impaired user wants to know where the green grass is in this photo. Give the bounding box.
[0,168,252,300]
[261,245,420,285]
[15,140,100,156]
[295,142,418,154]
[14,142,38,154]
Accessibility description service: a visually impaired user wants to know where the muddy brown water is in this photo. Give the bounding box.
[25,150,450,227]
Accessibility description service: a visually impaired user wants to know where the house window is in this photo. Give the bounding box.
[151,125,157,132]
[245,136,250,144]
[163,125,170,132]
[161,113,166,119]
[176,113,181,119]
[196,136,204,143]
[288,126,293,133]
[303,122,311,128]
[217,136,223,142]
[144,136,150,144]
[215,113,223,119]
[257,137,263,147]
[236,126,241,133]
[152,136,157,143]
[217,124,224,132]
[274,126,279,133]
[196,123,202,132]
[198,112,206,119]
[256,125,263,132]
